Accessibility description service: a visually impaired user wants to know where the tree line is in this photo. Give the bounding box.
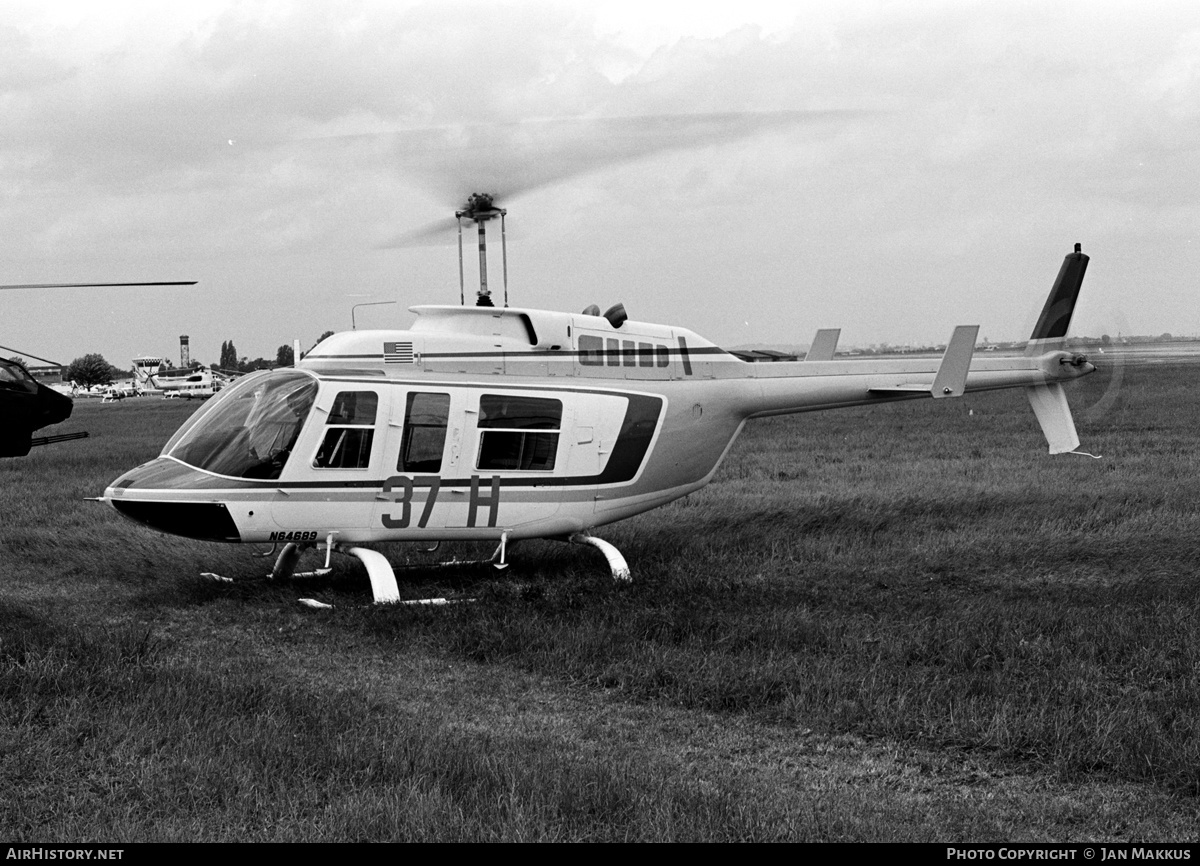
[219,333,335,373]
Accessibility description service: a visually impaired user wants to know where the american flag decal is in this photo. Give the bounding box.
[383,341,414,364]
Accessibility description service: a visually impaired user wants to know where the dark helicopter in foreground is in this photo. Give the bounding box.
[0,354,78,457]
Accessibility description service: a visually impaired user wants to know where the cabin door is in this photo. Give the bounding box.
[373,389,461,534]
[270,385,388,536]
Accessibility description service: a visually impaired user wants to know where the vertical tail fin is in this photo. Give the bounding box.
[1024,244,1091,453]
[1026,382,1081,454]
[1027,243,1089,352]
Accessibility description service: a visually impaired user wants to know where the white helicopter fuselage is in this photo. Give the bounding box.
[103,300,1092,551]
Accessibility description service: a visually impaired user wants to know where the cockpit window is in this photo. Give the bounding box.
[167,370,317,479]
[0,362,36,391]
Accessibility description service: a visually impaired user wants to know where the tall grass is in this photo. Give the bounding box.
[2,603,798,841]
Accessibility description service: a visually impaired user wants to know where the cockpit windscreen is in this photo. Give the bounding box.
[167,369,317,479]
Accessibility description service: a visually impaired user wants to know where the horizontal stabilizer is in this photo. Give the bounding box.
[804,329,840,361]
[1026,383,1080,454]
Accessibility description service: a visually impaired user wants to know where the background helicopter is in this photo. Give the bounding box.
[1,281,196,457]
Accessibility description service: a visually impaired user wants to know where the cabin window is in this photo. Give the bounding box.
[476,394,561,471]
[578,335,603,366]
[314,391,378,469]
[399,392,450,472]
[578,333,671,371]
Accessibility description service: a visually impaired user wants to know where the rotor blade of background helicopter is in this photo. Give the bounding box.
[0,344,62,366]
[0,281,197,290]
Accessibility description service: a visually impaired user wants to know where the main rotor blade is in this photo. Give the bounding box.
[397,109,871,205]
[376,109,872,246]
[376,217,461,249]
[0,281,197,290]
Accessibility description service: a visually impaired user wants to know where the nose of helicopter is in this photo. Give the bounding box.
[37,383,73,427]
[104,458,242,541]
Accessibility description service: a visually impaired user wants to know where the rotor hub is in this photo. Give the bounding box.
[456,192,504,223]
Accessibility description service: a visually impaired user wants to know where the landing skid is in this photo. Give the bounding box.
[344,546,400,604]
[570,532,632,583]
[265,535,504,605]
[242,531,630,606]
[272,539,333,579]
[267,537,399,604]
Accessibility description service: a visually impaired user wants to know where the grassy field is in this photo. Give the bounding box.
[3,361,1199,841]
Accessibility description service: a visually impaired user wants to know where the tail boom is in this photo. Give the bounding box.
[731,244,1095,453]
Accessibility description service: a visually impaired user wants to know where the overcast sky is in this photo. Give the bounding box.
[3,0,1198,368]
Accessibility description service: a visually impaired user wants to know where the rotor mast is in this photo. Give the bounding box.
[455,193,508,308]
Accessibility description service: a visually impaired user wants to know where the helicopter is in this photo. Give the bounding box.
[0,351,78,457]
[1,281,197,457]
[132,359,234,399]
[98,195,1094,604]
